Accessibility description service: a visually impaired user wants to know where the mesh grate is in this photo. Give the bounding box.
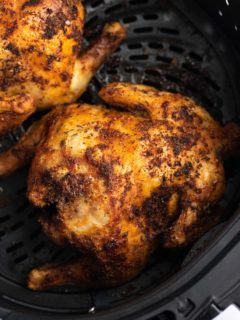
[0,0,240,317]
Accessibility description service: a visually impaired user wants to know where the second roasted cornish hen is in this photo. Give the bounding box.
[0,0,125,133]
[0,83,239,290]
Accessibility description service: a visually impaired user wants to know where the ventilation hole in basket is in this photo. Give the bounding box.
[51,249,64,261]
[14,254,28,264]
[105,3,122,14]
[129,0,148,5]
[81,91,94,103]
[182,63,200,74]
[201,96,214,109]
[160,310,177,320]
[189,51,203,62]
[10,220,24,231]
[134,27,153,34]
[91,0,102,8]
[0,230,5,238]
[128,43,142,50]
[27,210,38,219]
[124,66,139,73]
[130,54,149,61]
[165,74,180,83]
[205,77,220,91]
[149,42,163,49]
[143,13,158,20]
[169,45,185,53]
[143,80,162,89]
[161,27,179,35]
[32,242,46,254]
[157,56,172,63]
[85,15,99,29]
[30,227,42,240]
[16,202,29,214]
[0,215,10,223]
[107,69,118,75]
[6,242,24,253]
[123,16,138,24]
[16,187,26,195]
[145,69,160,77]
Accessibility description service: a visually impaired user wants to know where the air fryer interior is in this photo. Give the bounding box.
[0,0,240,318]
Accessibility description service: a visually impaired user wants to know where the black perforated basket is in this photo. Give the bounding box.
[0,1,240,319]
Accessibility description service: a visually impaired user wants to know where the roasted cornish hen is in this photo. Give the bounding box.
[0,0,125,133]
[0,83,239,290]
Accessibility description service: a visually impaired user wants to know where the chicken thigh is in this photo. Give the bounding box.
[0,0,126,132]
[0,83,239,290]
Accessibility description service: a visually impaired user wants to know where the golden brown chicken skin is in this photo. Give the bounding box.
[0,0,126,132]
[0,82,239,290]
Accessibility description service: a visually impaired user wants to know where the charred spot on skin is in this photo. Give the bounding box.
[96,144,108,151]
[60,72,70,82]
[165,133,200,156]
[104,240,118,251]
[162,101,169,118]
[171,106,194,123]
[46,8,53,14]
[43,13,68,39]
[6,43,20,56]
[26,45,35,53]
[174,162,193,177]
[32,75,48,86]
[142,150,153,157]
[40,170,88,203]
[185,180,202,194]
[149,157,163,169]
[22,0,41,10]
[174,161,181,167]
[46,55,56,69]
[60,140,66,148]
[138,120,154,132]
[132,186,181,236]
[0,61,24,89]
[4,20,18,38]
[99,162,114,188]
[99,128,127,140]
[71,5,78,19]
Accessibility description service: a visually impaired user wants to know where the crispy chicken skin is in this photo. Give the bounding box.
[0,0,126,132]
[0,82,239,290]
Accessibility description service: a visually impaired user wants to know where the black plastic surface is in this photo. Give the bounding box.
[0,0,240,319]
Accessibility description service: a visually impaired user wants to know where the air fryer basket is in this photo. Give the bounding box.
[0,1,240,319]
